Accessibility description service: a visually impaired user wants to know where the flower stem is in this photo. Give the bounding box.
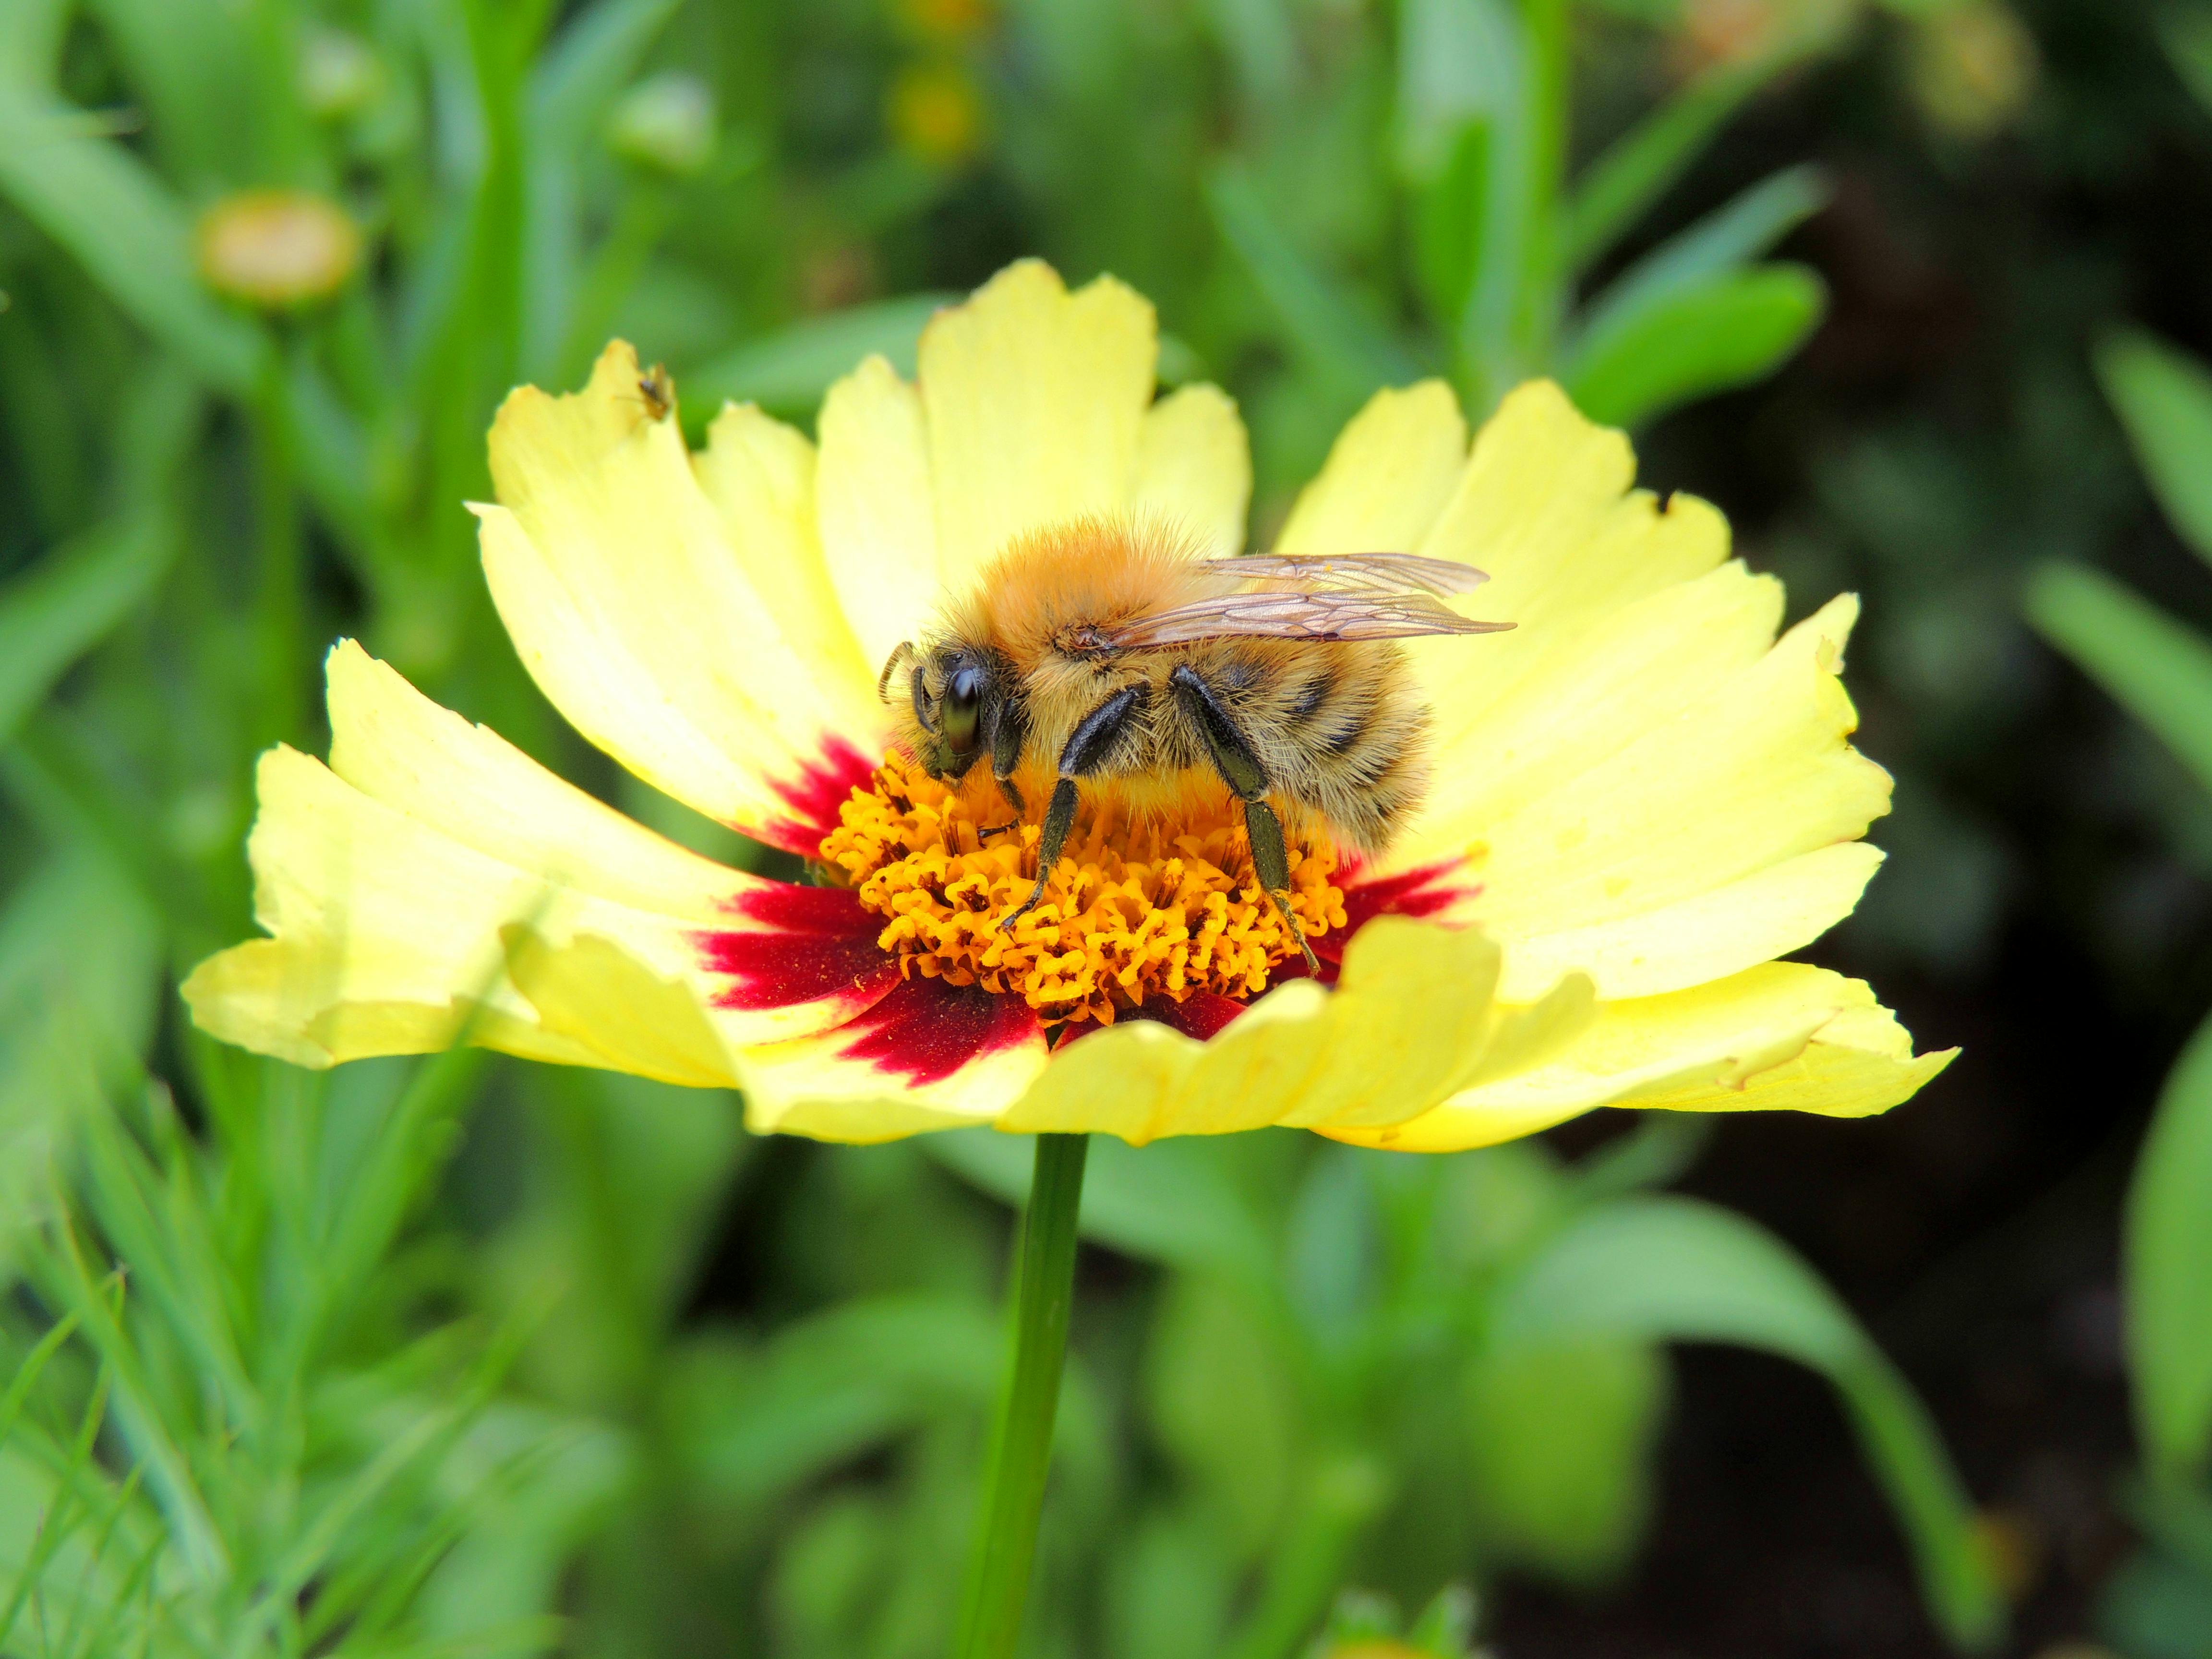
[955,1132,1090,1659]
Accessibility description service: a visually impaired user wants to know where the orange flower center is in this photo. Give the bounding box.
[818,753,1346,1028]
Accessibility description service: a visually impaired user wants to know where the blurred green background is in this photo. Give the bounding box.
[3,0,2212,1655]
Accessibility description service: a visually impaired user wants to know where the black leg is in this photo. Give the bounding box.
[989,695,1028,820]
[1169,666,1320,973]
[1000,686,1146,929]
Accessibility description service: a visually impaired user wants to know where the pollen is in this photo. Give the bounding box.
[819,754,1348,1029]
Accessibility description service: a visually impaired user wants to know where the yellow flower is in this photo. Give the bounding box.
[181,259,1954,1148]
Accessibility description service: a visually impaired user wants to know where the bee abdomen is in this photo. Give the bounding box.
[1270,648,1431,856]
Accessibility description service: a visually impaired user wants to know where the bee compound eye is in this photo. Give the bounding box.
[942,666,985,754]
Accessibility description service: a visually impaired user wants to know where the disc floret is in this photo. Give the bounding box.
[820,754,1346,1027]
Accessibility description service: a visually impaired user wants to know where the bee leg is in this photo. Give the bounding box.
[984,696,1028,831]
[1168,666,1321,974]
[1000,685,1145,931]
[1002,779,1080,926]
[1242,797,1321,975]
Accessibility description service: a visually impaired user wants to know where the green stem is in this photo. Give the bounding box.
[251,354,303,748]
[956,1133,1090,1659]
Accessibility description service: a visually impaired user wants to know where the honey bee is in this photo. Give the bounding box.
[635,362,674,421]
[879,519,1511,969]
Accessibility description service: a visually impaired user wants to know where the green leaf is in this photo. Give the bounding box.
[1206,165,1425,397]
[1576,163,1829,342]
[1143,1273,1300,1561]
[1563,263,1826,429]
[681,293,958,417]
[2160,7,2212,119]
[2024,562,2212,801]
[926,1130,1273,1286]
[1463,1337,1669,1585]
[1491,1197,2004,1649]
[0,0,69,106]
[0,854,161,1281]
[521,0,686,373]
[1395,0,1522,181]
[1412,120,1494,335]
[0,514,174,745]
[674,1296,1003,1509]
[531,0,685,146]
[0,84,264,393]
[2126,1007,2212,1478]
[2096,328,2212,570]
[1567,46,1827,274]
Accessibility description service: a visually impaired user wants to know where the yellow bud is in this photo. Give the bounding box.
[887,60,984,167]
[1910,0,2039,138]
[897,0,993,42]
[196,191,360,309]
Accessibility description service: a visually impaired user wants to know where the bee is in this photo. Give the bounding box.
[879,519,1511,970]
[634,362,674,421]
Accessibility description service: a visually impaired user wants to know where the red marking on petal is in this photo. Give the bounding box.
[1133,989,1248,1040]
[755,736,877,856]
[695,881,899,1013]
[833,974,1042,1087]
[1320,861,1473,965]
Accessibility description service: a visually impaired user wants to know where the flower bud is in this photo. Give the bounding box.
[300,27,381,119]
[887,61,983,167]
[606,72,717,176]
[1910,0,2038,138]
[196,190,360,309]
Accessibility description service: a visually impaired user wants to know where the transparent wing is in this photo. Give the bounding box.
[1197,552,1491,595]
[1091,589,1514,650]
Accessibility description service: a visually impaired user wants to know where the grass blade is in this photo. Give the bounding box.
[1491,1196,2005,1649]
[2125,1008,2212,1477]
[2096,328,2212,572]
[0,514,174,745]
[1563,263,1826,429]
[2026,562,2212,802]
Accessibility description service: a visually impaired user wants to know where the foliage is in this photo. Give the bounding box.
[2023,27,2212,1652]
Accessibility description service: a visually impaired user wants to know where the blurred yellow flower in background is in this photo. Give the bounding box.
[888,60,985,167]
[1910,0,2040,137]
[183,259,1954,1147]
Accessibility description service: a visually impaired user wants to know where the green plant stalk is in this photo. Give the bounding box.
[252,353,303,748]
[956,1132,1091,1659]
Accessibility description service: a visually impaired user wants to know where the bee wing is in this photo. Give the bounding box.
[1092,589,1513,650]
[1198,552,1490,595]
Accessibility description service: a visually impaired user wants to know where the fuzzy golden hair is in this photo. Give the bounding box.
[894,517,1436,855]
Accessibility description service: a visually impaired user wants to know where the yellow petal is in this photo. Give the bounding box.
[1274,380,1468,555]
[480,343,884,852]
[1134,382,1252,555]
[917,259,1159,579]
[735,978,1050,1143]
[1487,842,1887,1003]
[1470,595,1887,966]
[181,644,890,1077]
[998,918,1594,1144]
[817,353,942,676]
[1402,560,1785,866]
[1405,380,1731,746]
[1324,962,1956,1153]
[691,400,874,706]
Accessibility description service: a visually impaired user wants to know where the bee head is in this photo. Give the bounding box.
[884,642,997,782]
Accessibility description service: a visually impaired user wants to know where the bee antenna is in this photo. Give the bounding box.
[877,642,916,702]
